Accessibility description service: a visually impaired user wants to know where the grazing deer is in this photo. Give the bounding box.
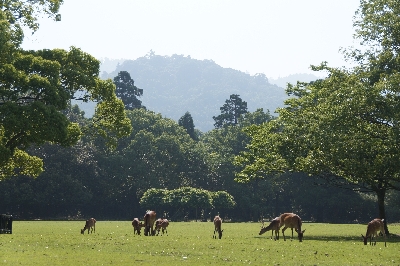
[259,217,280,240]
[213,216,223,239]
[155,218,169,236]
[132,218,144,235]
[279,213,305,242]
[81,218,96,234]
[361,218,386,247]
[143,210,157,236]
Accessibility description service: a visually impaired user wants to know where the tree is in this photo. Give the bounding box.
[0,3,132,179]
[178,111,198,140]
[139,188,169,211]
[213,94,248,128]
[211,191,236,211]
[1,0,62,33]
[113,71,143,110]
[235,0,400,234]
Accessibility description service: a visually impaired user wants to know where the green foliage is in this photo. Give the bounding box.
[139,188,169,210]
[140,187,239,213]
[113,71,143,110]
[211,191,236,210]
[140,187,213,210]
[0,5,132,178]
[235,0,400,232]
[178,111,198,140]
[213,94,248,128]
[0,0,63,33]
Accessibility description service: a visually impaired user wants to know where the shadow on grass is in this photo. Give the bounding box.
[255,233,400,243]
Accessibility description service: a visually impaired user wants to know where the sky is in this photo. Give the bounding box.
[22,0,361,79]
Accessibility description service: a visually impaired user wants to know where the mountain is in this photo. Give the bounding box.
[77,54,320,132]
[269,73,322,88]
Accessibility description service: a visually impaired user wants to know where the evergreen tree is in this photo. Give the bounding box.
[113,71,144,110]
[213,94,248,128]
[179,112,198,140]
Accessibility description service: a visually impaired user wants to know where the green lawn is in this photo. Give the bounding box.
[1,221,399,265]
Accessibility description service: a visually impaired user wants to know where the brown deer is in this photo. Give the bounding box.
[143,210,157,236]
[81,218,96,234]
[279,213,305,242]
[132,218,144,235]
[213,216,223,239]
[361,218,386,247]
[259,217,280,240]
[155,218,169,236]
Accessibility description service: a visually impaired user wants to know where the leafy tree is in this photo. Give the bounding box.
[178,111,198,140]
[213,94,248,128]
[0,3,132,179]
[239,108,274,127]
[1,0,62,33]
[140,187,214,220]
[211,191,236,211]
[139,188,169,211]
[235,0,400,234]
[113,71,143,110]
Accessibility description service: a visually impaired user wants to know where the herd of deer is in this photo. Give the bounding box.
[79,212,387,246]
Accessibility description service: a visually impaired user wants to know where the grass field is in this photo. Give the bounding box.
[1,221,399,265]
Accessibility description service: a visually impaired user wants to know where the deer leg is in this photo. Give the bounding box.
[282,227,288,241]
[382,231,386,247]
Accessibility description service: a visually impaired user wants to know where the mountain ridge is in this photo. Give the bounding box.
[77,55,320,132]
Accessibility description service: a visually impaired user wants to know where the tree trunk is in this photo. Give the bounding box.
[376,180,389,235]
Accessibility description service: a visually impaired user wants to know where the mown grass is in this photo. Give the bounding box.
[1,221,399,265]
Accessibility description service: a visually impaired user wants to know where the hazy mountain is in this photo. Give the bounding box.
[101,54,288,132]
[269,73,321,88]
[76,54,318,132]
[99,58,126,73]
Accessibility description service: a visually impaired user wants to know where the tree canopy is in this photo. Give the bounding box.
[113,71,143,110]
[0,1,132,179]
[213,94,248,128]
[235,0,400,234]
[178,111,197,140]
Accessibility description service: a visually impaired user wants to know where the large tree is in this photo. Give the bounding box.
[235,0,400,234]
[213,94,248,128]
[0,1,132,179]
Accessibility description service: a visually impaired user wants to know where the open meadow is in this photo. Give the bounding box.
[1,221,399,265]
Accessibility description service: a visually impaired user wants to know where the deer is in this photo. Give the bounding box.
[279,213,305,242]
[132,218,144,235]
[155,218,169,236]
[361,218,386,247]
[213,216,223,239]
[259,217,280,240]
[81,218,96,234]
[143,210,157,236]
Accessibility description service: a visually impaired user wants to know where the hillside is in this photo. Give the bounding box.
[269,73,322,88]
[77,54,320,132]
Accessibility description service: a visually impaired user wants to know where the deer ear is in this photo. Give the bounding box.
[302,230,306,233]
[361,234,364,238]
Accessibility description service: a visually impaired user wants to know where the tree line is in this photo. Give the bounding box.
[1,0,400,228]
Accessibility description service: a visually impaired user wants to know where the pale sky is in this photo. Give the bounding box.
[22,0,361,79]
